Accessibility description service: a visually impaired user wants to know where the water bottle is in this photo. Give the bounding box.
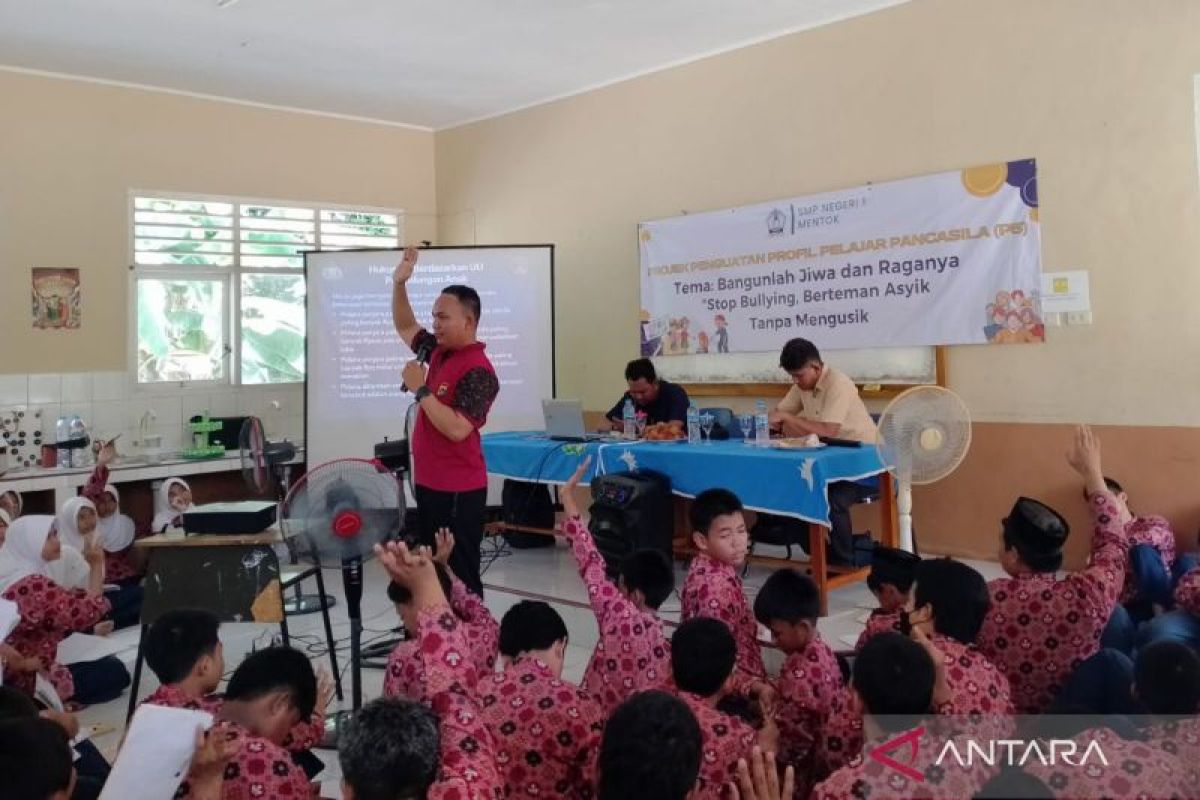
[622,399,636,439]
[69,415,90,467]
[686,403,701,444]
[754,399,770,445]
[55,416,70,468]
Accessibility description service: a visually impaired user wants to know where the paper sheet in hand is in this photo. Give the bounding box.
[35,672,65,713]
[100,704,213,800]
[57,632,133,665]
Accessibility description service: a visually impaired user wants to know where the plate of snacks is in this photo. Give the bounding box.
[641,421,686,442]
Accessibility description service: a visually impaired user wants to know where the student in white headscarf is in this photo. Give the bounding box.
[152,477,194,533]
[0,516,129,705]
[54,495,143,630]
[0,490,21,521]
[55,496,98,554]
[93,484,144,584]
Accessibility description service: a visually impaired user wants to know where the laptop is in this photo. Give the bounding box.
[543,398,608,442]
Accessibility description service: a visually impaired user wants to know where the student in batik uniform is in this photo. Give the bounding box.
[976,425,1130,714]
[477,600,604,798]
[558,457,674,713]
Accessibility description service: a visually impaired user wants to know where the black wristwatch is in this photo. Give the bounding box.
[413,385,432,402]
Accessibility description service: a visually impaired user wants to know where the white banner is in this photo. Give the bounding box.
[638,160,1044,356]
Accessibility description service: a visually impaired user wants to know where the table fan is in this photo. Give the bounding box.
[278,458,404,711]
[876,386,972,552]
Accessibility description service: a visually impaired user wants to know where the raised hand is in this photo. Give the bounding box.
[560,456,591,519]
[433,528,455,566]
[1066,424,1106,496]
[374,541,442,610]
[96,438,118,467]
[393,246,420,285]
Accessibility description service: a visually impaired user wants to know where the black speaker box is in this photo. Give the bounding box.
[587,470,673,577]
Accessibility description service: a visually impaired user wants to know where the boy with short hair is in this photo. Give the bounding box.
[855,545,920,649]
[908,558,1013,716]
[141,609,331,756]
[812,633,995,800]
[680,488,768,691]
[671,618,775,799]
[598,690,702,800]
[753,568,843,791]
[559,457,675,712]
[177,645,317,799]
[383,528,499,700]
[977,426,1131,714]
[0,717,76,800]
[477,600,604,798]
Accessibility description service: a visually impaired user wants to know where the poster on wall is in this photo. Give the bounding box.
[639,159,1043,356]
[31,268,82,330]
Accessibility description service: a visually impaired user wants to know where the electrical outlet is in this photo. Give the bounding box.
[1066,311,1093,325]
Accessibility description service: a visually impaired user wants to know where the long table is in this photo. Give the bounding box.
[482,431,898,611]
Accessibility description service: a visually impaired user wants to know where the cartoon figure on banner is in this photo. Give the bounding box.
[640,310,664,357]
[714,314,729,353]
[678,317,691,353]
[985,288,1043,344]
[31,268,82,330]
[696,330,710,354]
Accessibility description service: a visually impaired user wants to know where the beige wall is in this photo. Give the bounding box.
[0,70,436,374]
[435,0,1200,427]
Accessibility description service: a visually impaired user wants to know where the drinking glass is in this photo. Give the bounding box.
[738,413,754,442]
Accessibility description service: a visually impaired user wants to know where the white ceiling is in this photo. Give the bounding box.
[0,0,908,130]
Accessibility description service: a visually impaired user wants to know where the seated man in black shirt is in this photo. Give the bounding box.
[605,358,691,430]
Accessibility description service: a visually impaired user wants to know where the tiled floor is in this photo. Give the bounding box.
[77,537,1006,795]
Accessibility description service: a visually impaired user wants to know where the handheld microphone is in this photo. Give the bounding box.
[401,338,435,393]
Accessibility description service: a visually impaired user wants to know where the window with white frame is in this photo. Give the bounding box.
[131,194,401,385]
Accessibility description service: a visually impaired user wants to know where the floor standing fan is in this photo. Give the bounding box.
[279,458,404,712]
[876,386,972,552]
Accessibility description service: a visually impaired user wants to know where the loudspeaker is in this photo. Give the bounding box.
[587,470,673,577]
[500,479,556,548]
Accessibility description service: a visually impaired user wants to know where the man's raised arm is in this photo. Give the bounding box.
[391,245,423,349]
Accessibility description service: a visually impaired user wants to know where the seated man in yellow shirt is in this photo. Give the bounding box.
[769,338,878,566]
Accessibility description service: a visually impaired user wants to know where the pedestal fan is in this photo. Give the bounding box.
[876,386,972,552]
[278,458,404,713]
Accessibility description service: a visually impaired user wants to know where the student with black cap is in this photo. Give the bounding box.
[855,545,922,649]
[976,425,1131,714]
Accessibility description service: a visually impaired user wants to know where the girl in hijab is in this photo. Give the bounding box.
[0,509,43,679]
[93,484,143,585]
[0,490,22,520]
[0,516,129,706]
[152,477,194,533]
[55,495,142,630]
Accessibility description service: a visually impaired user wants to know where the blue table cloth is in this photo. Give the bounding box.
[482,431,888,526]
